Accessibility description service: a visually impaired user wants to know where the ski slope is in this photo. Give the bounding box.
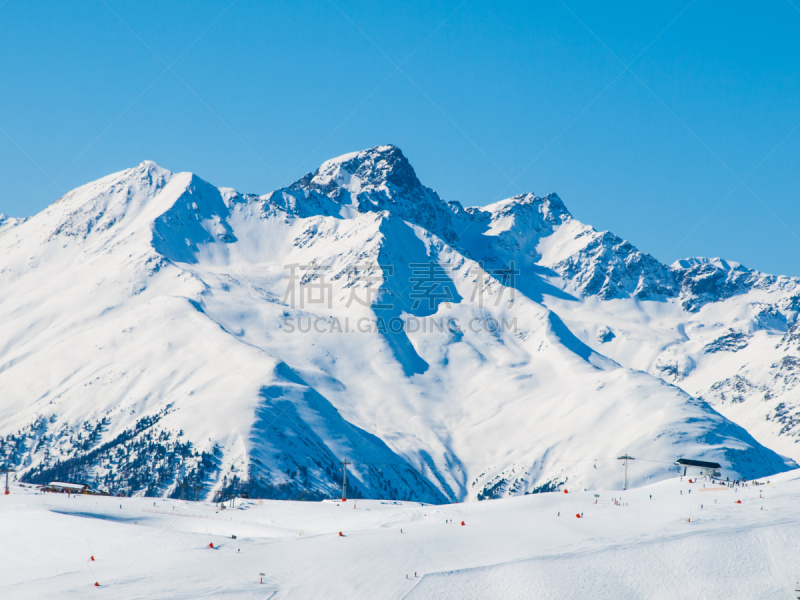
[1,470,798,599]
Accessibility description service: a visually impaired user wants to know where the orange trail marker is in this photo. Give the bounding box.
[461,521,465,526]
[563,489,568,494]
[94,582,100,587]
[338,531,343,537]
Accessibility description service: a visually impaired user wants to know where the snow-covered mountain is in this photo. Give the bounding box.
[0,145,796,502]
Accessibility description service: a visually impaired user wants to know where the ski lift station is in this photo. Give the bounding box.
[675,458,721,478]
[40,482,108,495]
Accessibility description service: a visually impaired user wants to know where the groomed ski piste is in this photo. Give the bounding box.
[1,470,798,599]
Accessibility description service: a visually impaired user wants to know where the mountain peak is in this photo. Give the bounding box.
[0,213,23,235]
[672,257,747,272]
[486,192,572,221]
[131,159,172,183]
[292,145,422,196]
[72,160,173,197]
[283,145,457,241]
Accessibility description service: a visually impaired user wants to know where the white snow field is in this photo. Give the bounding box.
[1,471,798,599]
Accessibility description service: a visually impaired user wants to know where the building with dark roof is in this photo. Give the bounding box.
[675,458,721,477]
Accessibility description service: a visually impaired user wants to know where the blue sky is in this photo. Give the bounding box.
[2,0,800,275]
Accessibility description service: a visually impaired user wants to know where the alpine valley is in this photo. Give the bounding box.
[1,145,798,502]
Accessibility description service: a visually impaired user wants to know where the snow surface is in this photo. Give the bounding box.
[1,471,798,599]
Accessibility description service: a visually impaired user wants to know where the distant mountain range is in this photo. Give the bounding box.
[0,145,796,501]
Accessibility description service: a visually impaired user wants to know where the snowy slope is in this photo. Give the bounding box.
[448,186,800,461]
[0,146,795,504]
[1,471,799,599]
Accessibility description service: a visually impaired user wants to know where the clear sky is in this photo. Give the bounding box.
[2,1,800,275]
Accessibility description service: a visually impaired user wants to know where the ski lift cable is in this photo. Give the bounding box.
[337,456,677,467]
